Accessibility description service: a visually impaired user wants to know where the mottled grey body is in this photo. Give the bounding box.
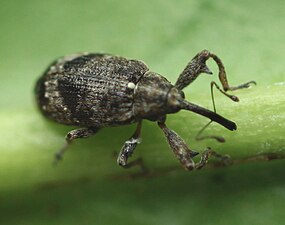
[35,50,255,170]
[36,53,150,127]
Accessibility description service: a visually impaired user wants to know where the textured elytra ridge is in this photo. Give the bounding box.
[35,53,149,127]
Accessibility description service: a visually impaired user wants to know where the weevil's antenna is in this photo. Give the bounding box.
[180,99,237,131]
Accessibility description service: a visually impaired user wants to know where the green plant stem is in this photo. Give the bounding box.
[0,85,284,189]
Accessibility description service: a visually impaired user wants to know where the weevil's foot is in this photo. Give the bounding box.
[220,154,233,166]
[53,152,64,166]
[121,157,148,170]
[241,80,257,88]
[117,155,128,167]
[233,80,257,90]
[230,95,239,102]
[211,152,233,167]
[119,158,150,179]
[194,148,212,170]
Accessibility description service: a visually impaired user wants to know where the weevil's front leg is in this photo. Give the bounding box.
[175,50,256,91]
[55,127,100,164]
[210,81,240,110]
[175,50,213,90]
[117,121,142,168]
[209,52,256,92]
[157,120,199,170]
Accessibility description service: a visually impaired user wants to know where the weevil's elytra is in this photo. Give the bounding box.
[35,50,256,170]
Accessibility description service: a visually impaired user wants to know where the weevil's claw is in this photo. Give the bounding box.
[248,80,257,86]
[236,80,257,90]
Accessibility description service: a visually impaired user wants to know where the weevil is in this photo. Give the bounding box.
[35,50,255,170]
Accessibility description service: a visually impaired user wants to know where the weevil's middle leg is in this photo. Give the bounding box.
[117,121,142,168]
[158,120,199,170]
[195,147,232,169]
[158,120,232,170]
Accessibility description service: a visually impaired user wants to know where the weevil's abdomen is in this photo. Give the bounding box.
[35,53,149,127]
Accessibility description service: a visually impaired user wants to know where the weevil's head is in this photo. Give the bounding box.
[133,71,236,131]
[133,71,185,121]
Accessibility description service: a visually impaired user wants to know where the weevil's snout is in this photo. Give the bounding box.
[179,99,237,131]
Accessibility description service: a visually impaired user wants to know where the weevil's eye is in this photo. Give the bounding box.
[167,87,185,113]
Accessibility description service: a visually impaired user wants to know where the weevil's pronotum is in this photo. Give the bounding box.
[35,50,255,170]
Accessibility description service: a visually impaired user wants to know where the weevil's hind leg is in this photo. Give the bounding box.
[54,127,100,164]
[117,121,144,169]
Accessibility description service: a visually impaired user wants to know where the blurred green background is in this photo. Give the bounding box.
[0,0,284,224]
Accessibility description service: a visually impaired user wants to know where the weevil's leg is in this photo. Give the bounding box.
[194,148,212,170]
[195,147,232,169]
[54,127,100,164]
[209,53,256,91]
[175,50,213,90]
[158,120,232,170]
[210,150,233,166]
[175,50,256,91]
[120,158,149,175]
[211,81,240,110]
[157,119,199,170]
[117,121,143,168]
[194,79,246,143]
[195,81,233,142]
